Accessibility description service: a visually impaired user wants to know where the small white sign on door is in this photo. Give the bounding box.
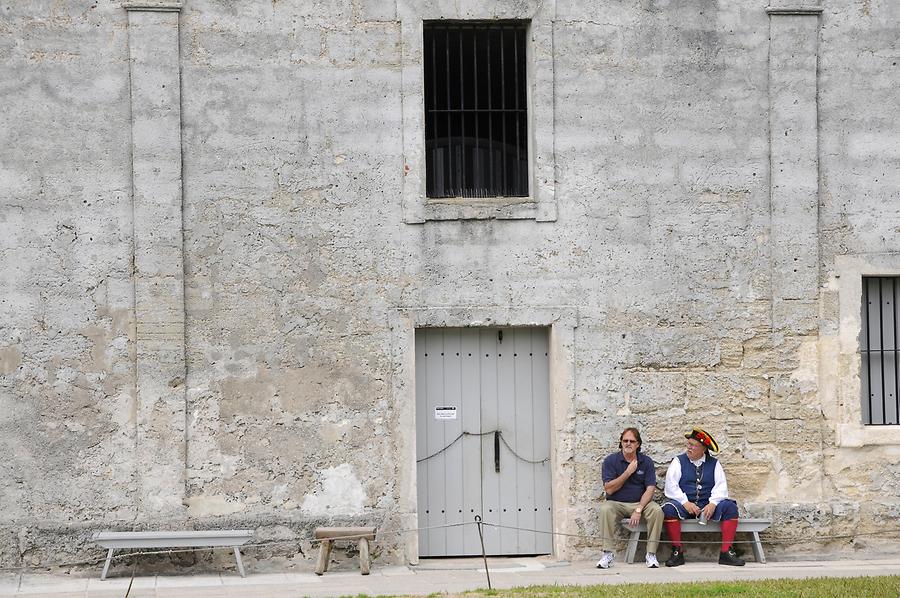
[434,406,458,420]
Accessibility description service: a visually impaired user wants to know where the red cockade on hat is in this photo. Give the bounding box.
[684,427,720,453]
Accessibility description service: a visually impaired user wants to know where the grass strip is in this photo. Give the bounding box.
[398,575,900,598]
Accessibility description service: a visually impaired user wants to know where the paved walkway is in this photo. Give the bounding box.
[2,556,900,597]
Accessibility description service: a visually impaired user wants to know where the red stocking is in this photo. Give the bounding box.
[721,518,738,552]
[664,519,682,548]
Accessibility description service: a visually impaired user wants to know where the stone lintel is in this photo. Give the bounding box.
[766,7,824,16]
[123,1,183,11]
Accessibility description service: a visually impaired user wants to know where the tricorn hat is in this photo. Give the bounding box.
[685,428,719,453]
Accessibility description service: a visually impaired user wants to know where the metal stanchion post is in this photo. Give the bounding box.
[474,516,492,590]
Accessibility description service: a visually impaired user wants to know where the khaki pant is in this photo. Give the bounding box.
[598,500,663,554]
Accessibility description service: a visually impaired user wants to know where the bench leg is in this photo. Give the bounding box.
[233,547,246,577]
[100,548,114,581]
[751,531,766,564]
[625,530,640,564]
[359,538,370,575]
[315,540,333,575]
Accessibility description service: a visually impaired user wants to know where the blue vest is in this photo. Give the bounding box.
[678,453,717,506]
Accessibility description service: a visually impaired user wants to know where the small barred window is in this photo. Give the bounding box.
[861,276,900,425]
[423,21,529,199]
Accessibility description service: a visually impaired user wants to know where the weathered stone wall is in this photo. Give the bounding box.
[551,0,775,555]
[0,1,137,566]
[178,0,407,568]
[817,0,900,555]
[1,0,899,571]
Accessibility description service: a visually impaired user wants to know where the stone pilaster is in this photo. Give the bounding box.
[765,4,825,501]
[768,5,823,333]
[125,0,186,517]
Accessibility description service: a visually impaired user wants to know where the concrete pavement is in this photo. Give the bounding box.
[2,556,900,597]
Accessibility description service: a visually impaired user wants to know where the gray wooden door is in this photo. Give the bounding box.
[416,327,552,557]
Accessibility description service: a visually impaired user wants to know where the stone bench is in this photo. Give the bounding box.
[91,530,254,580]
[314,527,376,575]
[621,518,772,564]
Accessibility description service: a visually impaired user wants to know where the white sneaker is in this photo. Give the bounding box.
[596,551,614,569]
[646,552,660,568]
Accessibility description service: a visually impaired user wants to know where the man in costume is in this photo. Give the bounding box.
[662,427,745,567]
[596,427,663,569]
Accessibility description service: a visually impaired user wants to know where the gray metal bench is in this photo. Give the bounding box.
[622,518,771,564]
[91,530,254,580]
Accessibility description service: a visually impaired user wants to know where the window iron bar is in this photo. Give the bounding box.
[430,31,438,195]
[486,27,494,193]
[499,28,507,195]
[458,30,466,190]
[879,278,886,422]
[514,27,521,195]
[895,278,899,424]
[473,27,479,184]
[864,278,873,423]
[426,108,527,113]
[445,27,453,193]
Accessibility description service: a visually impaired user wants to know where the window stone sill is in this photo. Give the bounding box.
[837,423,900,447]
[420,197,554,221]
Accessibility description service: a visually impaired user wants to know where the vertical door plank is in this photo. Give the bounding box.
[513,328,537,553]
[460,328,484,553]
[442,329,465,554]
[479,328,501,553]
[425,330,448,554]
[532,329,553,552]
[496,327,519,553]
[415,329,430,554]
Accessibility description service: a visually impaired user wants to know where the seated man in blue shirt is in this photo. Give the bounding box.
[596,427,663,569]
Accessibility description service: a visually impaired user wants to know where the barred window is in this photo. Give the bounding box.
[424,21,529,199]
[862,276,900,425]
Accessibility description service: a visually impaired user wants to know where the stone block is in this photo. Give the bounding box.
[718,337,744,368]
[726,461,777,502]
[354,0,397,21]
[742,419,777,444]
[325,23,401,68]
[682,372,768,417]
[621,371,686,414]
[772,299,819,334]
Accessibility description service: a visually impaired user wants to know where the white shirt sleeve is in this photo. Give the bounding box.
[709,461,729,505]
[664,457,689,505]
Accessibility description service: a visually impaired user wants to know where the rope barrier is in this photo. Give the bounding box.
[416,430,549,465]
[1,520,899,573]
[477,521,900,545]
[0,523,473,572]
[124,566,135,598]
[497,432,550,465]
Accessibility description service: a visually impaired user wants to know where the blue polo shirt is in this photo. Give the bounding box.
[602,452,657,503]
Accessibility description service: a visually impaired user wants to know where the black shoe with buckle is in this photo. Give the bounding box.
[665,546,685,567]
[718,548,746,566]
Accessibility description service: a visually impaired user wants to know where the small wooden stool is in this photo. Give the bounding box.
[313,527,376,575]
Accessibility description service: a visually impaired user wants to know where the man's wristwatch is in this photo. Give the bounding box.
[635,506,643,514]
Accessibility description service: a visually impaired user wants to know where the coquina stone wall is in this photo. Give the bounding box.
[1,0,899,572]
